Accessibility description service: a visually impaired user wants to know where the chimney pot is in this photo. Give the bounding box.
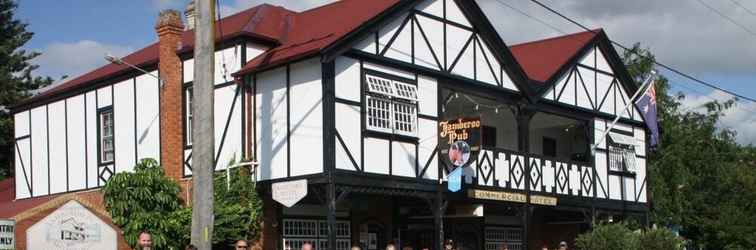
[156,9,184,31]
[185,1,196,30]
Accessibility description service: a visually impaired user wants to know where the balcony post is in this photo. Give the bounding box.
[516,108,534,249]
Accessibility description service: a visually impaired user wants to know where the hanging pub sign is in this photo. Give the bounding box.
[439,117,482,169]
[439,117,481,192]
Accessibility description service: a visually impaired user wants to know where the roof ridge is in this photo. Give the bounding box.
[510,28,602,48]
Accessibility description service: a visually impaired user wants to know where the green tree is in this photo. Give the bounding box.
[103,158,264,249]
[103,159,187,249]
[575,223,640,250]
[0,0,54,179]
[621,43,756,248]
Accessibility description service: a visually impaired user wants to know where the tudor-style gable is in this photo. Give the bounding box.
[512,30,644,122]
[350,0,525,93]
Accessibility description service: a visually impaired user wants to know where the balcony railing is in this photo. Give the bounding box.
[462,147,595,198]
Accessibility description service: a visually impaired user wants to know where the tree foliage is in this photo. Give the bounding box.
[621,43,756,249]
[103,159,187,249]
[103,158,263,249]
[0,0,54,179]
[576,223,682,250]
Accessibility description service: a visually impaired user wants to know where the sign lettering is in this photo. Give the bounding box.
[272,179,308,207]
[0,219,13,250]
[467,189,559,206]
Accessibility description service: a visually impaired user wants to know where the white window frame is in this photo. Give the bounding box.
[364,73,418,137]
[485,227,523,250]
[608,141,636,173]
[185,86,194,146]
[282,219,351,250]
[99,108,115,164]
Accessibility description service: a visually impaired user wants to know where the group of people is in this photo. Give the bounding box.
[283,239,569,250]
[136,230,568,250]
[135,231,253,250]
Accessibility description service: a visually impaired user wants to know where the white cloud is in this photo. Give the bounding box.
[679,90,756,145]
[218,0,334,17]
[32,40,133,87]
[478,0,756,75]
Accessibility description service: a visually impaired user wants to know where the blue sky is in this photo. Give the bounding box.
[16,0,756,144]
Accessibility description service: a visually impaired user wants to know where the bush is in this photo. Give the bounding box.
[576,223,683,250]
[638,227,683,250]
[103,158,263,249]
[103,159,187,249]
[576,223,639,250]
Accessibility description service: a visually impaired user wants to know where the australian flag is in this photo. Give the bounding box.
[635,82,659,147]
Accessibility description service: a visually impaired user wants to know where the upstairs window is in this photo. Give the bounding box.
[608,134,636,173]
[99,108,115,164]
[185,87,193,146]
[364,73,418,137]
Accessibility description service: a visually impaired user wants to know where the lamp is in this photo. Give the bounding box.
[105,53,164,88]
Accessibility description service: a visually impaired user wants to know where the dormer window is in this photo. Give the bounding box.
[364,73,418,137]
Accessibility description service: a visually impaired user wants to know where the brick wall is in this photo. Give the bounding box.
[253,193,280,250]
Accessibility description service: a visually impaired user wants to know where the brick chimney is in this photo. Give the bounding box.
[156,10,184,181]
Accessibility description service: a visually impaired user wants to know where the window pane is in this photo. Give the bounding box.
[365,96,393,133]
[392,101,417,137]
[100,110,114,163]
[365,74,394,97]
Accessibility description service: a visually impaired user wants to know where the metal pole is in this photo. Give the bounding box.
[591,71,657,154]
[191,0,215,249]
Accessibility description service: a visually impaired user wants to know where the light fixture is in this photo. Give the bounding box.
[105,53,164,88]
[495,108,499,114]
[474,104,479,111]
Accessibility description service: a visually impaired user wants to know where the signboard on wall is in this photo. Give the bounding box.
[27,200,117,250]
[439,117,482,169]
[0,219,14,250]
[272,179,308,207]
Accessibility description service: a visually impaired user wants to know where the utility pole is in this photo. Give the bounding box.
[191,0,215,249]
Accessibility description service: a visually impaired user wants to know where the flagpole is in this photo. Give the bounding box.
[591,71,657,155]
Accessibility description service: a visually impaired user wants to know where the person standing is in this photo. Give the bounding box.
[385,243,397,250]
[234,240,250,250]
[443,239,455,250]
[137,231,152,250]
[302,242,314,250]
[558,241,568,250]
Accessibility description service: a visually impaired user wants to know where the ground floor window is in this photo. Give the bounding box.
[485,227,523,250]
[282,218,351,250]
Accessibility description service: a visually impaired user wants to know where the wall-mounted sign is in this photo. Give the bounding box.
[272,179,308,207]
[439,117,481,169]
[0,219,14,250]
[530,195,558,206]
[27,200,117,250]
[468,189,527,203]
[468,189,559,206]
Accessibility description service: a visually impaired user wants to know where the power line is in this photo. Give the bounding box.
[694,0,756,37]
[527,0,756,103]
[490,0,756,112]
[493,0,566,34]
[728,0,756,18]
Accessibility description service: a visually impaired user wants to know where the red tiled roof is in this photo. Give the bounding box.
[235,0,401,75]
[509,30,600,84]
[21,4,297,106]
[0,195,58,219]
[0,178,61,219]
